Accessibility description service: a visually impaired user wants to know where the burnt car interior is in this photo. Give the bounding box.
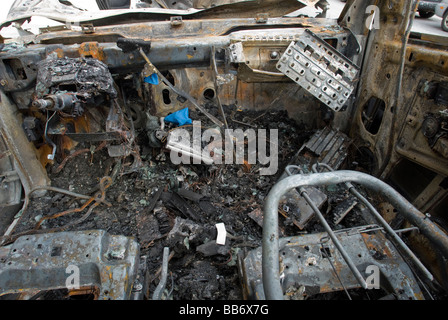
[0,0,447,300]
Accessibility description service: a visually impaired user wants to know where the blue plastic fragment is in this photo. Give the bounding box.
[164,107,192,126]
[144,73,159,85]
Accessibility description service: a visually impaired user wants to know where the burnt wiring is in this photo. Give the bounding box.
[0,176,112,246]
[44,110,57,161]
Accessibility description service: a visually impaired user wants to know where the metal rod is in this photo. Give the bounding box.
[138,48,224,128]
[301,190,368,289]
[285,166,367,289]
[44,111,57,160]
[320,237,352,300]
[332,224,419,237]
[152,247,170,300]
[211,45,229,129]
[394,227,420,234]
[312,163,434,282]
[262,170,448,300]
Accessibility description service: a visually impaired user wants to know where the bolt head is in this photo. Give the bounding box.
[270,51,279,59]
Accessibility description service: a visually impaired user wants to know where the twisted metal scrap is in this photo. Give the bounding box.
[1,176,113,245]
[34,176,112,230]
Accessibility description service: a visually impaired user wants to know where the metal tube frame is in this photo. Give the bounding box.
[152,247,170,300]
[285,166,368,289]
[311,163,434,282]
[262,169,448,300]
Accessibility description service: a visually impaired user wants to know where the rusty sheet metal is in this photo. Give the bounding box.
[0,229,140,300]
[2,0,317,28]
[0,135,22,209]
[78,42,106,61]
[183,0,319,20]
[385,41,448,74]
[0,90,50,195]
[279,187,327,230]
[36,17,323,44]
[239,226,424,300]
[0,27,352,108]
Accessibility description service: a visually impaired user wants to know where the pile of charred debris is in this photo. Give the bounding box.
[0,51,446,300]
[3,96,439,300]
[3,103,313,299]
[0,81,357,296]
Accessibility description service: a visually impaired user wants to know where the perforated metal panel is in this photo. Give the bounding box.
[276,29,359,112]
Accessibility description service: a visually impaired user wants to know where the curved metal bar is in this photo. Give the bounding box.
[152,247,170,300]
[284,165,368,289]
[262,170,448,300]
[311,163,434,282]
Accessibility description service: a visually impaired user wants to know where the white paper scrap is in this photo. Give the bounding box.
[215,222,227,245]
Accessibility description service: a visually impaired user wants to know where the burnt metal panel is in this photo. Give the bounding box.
[240,226,425,300]
[0,230,140,300]
[276,29,359,112]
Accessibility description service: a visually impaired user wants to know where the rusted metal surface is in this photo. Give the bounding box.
[0,134,23,237]
[262,170,448,299]
[78,42,106,61]
[393,79,448,177]
[279,187,327,230]
[342,2,448,292]
[0,229,140,300]
[240,226,424,300]
[0,90,50,197]
[2,0,316,29]
[0,135,22,209]
[36,17,314,43]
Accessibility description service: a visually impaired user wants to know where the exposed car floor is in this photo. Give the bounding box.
[5,105,443,300]
[6,108,310,299]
